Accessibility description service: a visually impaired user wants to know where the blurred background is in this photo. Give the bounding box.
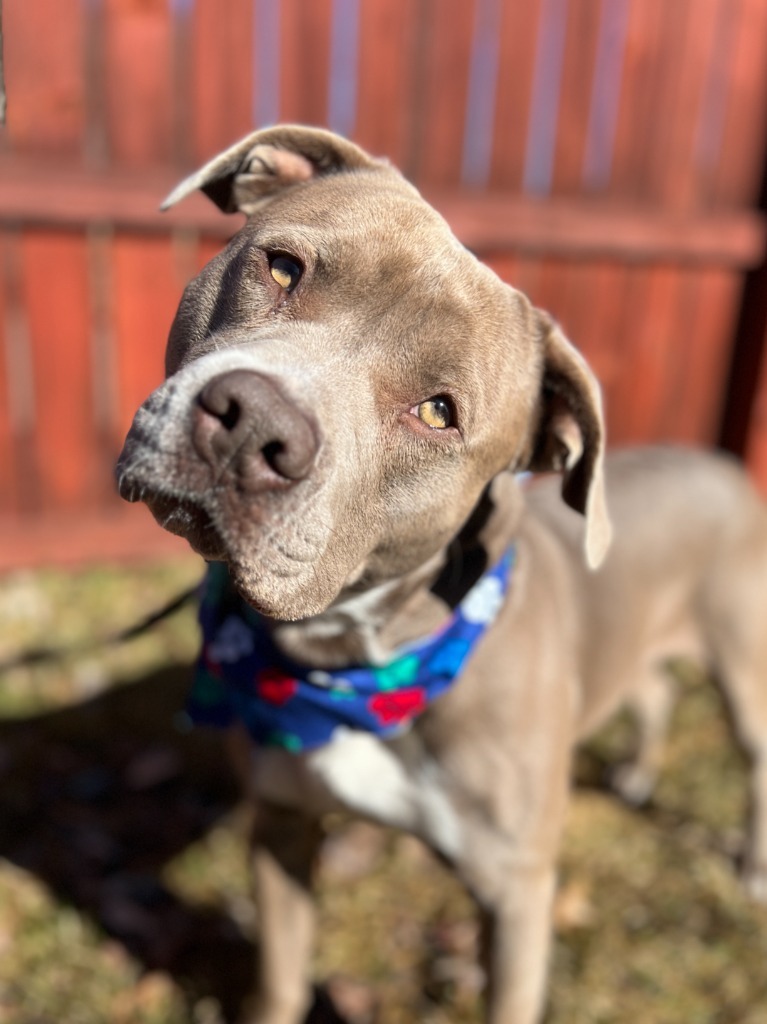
[1,0,767,566]
[1,2,767,1023]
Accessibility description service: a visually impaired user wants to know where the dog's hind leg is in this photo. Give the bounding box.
[702,559,767,903]
[240,803,323,1024]
[611,666,678,806]
[710,654,767,903]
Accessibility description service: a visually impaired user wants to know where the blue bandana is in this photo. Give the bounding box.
[186,548,515,753]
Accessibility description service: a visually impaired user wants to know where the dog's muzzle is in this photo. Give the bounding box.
[116,368,321,558]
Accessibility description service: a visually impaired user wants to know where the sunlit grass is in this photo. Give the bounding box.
[1,561,766,1022]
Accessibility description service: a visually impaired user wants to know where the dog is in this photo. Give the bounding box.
[116,125,767,1024]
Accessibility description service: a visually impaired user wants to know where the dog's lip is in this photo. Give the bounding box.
[116,473,143,504]
[133,487,228,560]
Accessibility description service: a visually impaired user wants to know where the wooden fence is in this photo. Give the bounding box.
[2,0,767,567]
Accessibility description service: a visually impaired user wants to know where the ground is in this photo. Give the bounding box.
[0,557,766,1024]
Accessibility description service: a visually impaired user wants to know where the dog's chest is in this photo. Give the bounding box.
[249,729,464,859]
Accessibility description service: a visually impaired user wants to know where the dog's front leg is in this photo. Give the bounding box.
[477,862,557,1024]
[240,802,323,1024]
[453,760,568,1024]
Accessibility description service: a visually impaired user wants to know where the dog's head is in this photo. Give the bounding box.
[117,126,610,620]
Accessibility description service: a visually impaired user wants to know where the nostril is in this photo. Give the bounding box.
[198,382,242,431]
[218,398,241,431]
[261,440,284,471]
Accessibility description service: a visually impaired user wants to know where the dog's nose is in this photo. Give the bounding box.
[193,369,319,490]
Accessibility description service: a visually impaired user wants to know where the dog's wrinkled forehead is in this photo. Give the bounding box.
[174,171,502,331]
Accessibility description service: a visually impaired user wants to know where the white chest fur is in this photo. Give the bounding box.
[311,730,465,858]
[249,729,464,860]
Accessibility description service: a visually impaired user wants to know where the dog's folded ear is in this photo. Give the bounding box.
[161,126,382,215]
[527,312,612,569]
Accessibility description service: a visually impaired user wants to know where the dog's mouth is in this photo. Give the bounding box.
[119,473,228,561]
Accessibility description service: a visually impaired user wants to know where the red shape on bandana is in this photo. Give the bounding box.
[256,669,298,706]
[203,651,223,677]
[368,687,427,725]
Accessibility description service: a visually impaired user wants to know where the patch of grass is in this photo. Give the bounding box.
[0,862,187,1024]
[0,558,203,716]
[1,560,767,1022]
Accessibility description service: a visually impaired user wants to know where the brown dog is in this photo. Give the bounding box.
[117,126,767,1024]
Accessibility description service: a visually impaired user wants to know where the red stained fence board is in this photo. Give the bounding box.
[21,229,95,512]
[112,232,185,446]
[191,0,255,163]
[2,0,767,564]
[0,233,15,515]
[104,0,175,168]
[3,0,87,157]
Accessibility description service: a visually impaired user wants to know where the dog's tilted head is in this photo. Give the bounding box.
[116,126,610,620]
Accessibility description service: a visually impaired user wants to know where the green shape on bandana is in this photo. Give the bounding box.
[203,563,230,608]
[268,730,303,752]
[373,653,420,691]
[329,686,356,701]
[191,668,227,707]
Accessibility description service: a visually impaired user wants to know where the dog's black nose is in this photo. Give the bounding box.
[193,369,319,490]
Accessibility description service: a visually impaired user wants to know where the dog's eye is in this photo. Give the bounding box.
[417,397,453,429]
[269,255,302,292]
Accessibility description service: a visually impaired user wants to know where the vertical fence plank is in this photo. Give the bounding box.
[628,0,688,203]
[648,0,719,210]
[667,268,741,442]
[0,233,16,514]
[551,0,602,195]
[744,336,767,494]
[581,0,631,193]
[482,253,519,288]
[22,230,95,511]
[577,261,627,398]
[489,2,541,190]
[1,230,37,512]
[278,0,333,125]
[461,0,503,186]
[523,0,570,195]
[508,255,544,305]
[354,0,419,166]
[3,0,87,156]
[609,0,665,200]
[197,235,229,272]
[613,264,683,444]
[548,259,626,395]
[86,225,122,505]
[104,0,174,167]
[409,0,479,186]
[112,232,182,444]
[192,0,255,161]
[714,0,767,207]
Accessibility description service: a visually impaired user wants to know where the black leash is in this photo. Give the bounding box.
[0,583,200,673]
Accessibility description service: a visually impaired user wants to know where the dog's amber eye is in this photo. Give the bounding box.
[417,397,453,429]
[269,255,302,292]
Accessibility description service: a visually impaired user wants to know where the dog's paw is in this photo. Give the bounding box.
[609,761,656,807]
[742,860,767,904]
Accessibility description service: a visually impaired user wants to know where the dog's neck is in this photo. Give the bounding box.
[269,472,525,669]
